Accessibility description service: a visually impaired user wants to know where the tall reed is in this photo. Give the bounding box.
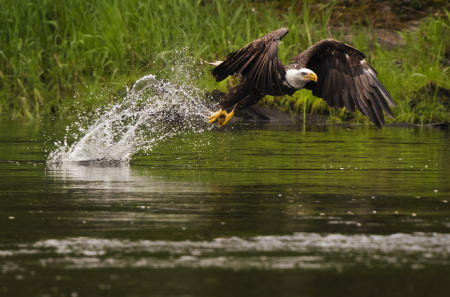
[0,0,448,124]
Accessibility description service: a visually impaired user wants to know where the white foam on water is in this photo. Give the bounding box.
[1,233,449,271]
[47,70,215,164]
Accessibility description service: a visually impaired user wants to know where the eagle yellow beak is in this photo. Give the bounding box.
[305,72,318,83]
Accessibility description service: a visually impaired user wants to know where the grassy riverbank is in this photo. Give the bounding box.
[0,0,448,124]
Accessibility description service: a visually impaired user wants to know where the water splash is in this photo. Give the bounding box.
[47,73,215,164]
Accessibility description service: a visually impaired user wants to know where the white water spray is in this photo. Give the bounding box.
[47,74,215,164]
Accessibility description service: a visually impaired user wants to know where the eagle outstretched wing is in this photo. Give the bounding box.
[294,39,395,127]
[212,28,288,94]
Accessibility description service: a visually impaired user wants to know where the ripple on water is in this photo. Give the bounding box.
[1,233,449,272]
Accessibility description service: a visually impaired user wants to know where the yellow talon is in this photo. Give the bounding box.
[218,109,235,128]
[209,105,237,128]
[208,109,226,123]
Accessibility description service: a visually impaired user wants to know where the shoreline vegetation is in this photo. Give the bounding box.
[0,0,448,125]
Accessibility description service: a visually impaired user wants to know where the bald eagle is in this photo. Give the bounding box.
[207,28,395,127]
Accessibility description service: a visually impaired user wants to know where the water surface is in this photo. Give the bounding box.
[1,120,449,297]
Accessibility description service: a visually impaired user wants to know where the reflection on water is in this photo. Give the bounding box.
[47,162,132,183]
[46,162,212,195]
[0,120,449,297]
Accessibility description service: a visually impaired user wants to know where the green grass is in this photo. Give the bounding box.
[0,0,448,124]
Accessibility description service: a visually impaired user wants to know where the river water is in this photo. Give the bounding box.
[1,116,449,296]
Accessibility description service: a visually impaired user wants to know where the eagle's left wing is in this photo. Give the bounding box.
[294,39,395,127]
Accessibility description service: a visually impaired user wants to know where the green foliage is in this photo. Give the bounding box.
[0,0,448,124]
[379,14,450,124]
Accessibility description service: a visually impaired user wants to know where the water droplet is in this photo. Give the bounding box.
[47,72,214,163]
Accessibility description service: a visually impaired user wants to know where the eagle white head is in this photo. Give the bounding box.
[283,68,318,89]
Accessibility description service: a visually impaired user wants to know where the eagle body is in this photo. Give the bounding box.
[210,28,395,127]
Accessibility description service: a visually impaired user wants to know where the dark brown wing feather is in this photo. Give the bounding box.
[294,39,395,127]
[212,28,288,94]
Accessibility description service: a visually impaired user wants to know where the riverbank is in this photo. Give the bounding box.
[0,0,448,124]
